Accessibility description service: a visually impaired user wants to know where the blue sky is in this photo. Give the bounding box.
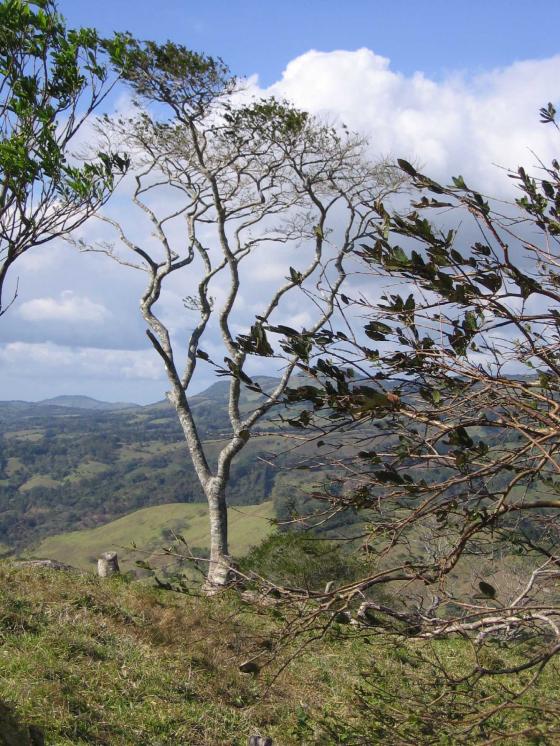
[60,0,560,86]
[2,1,560,403]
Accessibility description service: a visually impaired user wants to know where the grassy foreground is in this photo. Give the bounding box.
[30,501,275,573]
[0,562,366,745]
[1,560,560,744]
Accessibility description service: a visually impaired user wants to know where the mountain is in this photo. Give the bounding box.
[142,375,287,413]
[38,395,140,411]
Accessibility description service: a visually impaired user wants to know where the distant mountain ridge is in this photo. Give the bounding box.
[38,395,140,411]
[141,375,288,415]
[0,375,288,414]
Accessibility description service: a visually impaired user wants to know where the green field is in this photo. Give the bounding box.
[31,501,276,572]
[19,474,61,492]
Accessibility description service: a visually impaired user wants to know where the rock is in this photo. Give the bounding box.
[12,559,77,572]
[239,659,260,675]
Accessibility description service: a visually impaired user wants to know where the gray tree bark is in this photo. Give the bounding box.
[205,477,231,590]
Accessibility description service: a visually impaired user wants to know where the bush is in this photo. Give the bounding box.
[241,531,363,591]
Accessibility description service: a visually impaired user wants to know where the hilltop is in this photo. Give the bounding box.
[37,395,140,411]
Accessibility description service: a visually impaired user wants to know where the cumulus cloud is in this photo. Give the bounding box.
[4,48,560,401]
[18,290,110,324]
[264,49,560,191]
[16,243,66,273]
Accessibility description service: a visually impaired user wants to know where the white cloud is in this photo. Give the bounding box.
[18,291,110,323]
[16,243,66,273]
[264,49,560,192]
[0,341,163,380]
[4,49,560,401]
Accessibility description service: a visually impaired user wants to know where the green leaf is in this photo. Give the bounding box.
[397,158,417,177]
[539,102,557,124]
[364,321,392,341]
[288,266,303,284]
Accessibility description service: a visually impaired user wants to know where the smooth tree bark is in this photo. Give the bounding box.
[82,42,402,589]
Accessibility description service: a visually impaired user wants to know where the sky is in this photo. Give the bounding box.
[2,1,560,404]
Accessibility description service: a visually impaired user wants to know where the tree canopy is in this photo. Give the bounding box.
[0,0,129,315]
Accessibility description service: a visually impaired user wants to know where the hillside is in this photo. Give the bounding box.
[0,561,360,745]
[1,561,559,745]
[38,395,140,411]
[31,501,275,573]
[0,378,318,555]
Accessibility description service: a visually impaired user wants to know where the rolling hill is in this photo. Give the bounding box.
[31,500,276,573]
[0,377,324,556]
[38,395,140,411]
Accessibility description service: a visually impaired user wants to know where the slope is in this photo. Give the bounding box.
[31,501,276,572]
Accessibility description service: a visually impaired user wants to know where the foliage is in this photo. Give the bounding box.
[255,108,560,734]
[240,532,364,592]
[306,637,560,744]
[114,38,233,113]
[0,0,129,315]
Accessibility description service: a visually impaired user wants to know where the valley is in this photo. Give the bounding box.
[0,378,325,567]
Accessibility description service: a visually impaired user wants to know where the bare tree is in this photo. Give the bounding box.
[0,0,129,316]
[82,41,401,589]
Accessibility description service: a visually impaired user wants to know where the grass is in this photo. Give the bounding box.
[0,562,366,745]
[1,562,560,744]
[64,460,111,482]
[5,457,24,476]
[3,428,44,442]
[30,501,276,572]
[19,474,61,492]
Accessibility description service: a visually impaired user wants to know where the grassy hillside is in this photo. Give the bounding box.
[1,562,559,745]
[31,501,276,573]
[0,562,357,745]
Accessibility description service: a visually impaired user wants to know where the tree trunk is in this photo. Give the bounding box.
[97,551,120,578]
[204,477,231,591]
